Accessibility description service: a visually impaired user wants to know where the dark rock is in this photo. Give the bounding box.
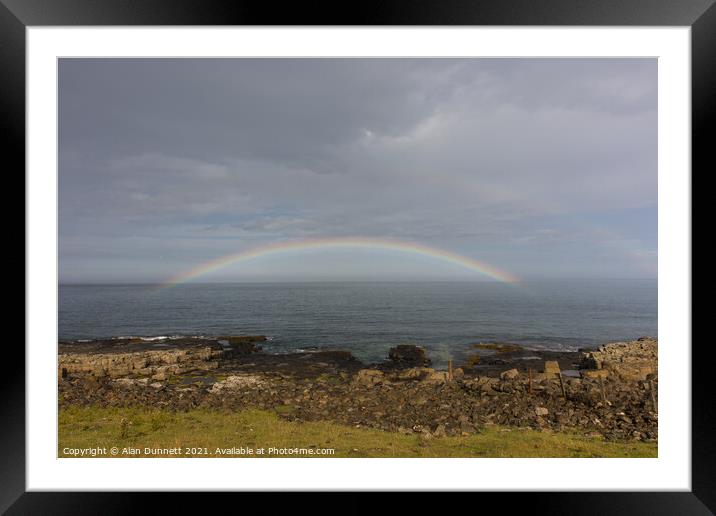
[387,345,431,367]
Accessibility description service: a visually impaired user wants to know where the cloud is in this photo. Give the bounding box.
[59,58,657,282]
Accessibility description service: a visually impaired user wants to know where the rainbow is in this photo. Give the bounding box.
[160,237,520,287]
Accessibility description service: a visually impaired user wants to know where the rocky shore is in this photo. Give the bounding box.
[58,336,658,442]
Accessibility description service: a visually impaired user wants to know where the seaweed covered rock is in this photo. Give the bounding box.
[387,345,431,367]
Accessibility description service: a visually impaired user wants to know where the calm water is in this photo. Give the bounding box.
[59,280,657,366]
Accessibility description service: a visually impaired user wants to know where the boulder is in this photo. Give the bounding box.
[479,378,500,395]
[535,407,549,416]
[544,361,561,375]
[500,368,519,380]
[424,371,449,384]
[387,345,431,367]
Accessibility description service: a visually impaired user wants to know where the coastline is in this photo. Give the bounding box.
[59,335,658,454]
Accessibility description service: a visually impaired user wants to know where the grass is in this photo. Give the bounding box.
[58,406,657,458]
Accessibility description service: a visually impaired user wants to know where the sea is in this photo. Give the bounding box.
[58,279,657,367]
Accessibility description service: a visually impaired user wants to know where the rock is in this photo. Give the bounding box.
[500,368,519,380]
[535,407,549,416]
[481,384,498,395]
[387,345,431,367]
[433,424,447,437]
[391,367,434,381]
[210,374,266,393]
[460,422,476,433]
[544,361,561,375]
[581,369,609,379]
[452,367,465,379]
[424,371,449,384]
[580,338,657,381]
[58,345,223,381]
[353,369,385,386]
[216,335,265,354]
[113,378,137,388]
[419,430,433,441]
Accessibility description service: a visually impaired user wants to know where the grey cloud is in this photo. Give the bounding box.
[59,58,657,282]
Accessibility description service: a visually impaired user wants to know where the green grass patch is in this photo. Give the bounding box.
[58,406,656,458]
[273,404,297,415]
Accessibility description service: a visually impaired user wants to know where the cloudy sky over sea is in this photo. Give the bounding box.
[59,58,657,283]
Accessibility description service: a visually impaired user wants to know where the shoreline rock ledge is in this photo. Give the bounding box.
[58,336,659,441]
[579,337,657,381]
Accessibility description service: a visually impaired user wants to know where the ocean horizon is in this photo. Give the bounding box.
[59,279,657,367]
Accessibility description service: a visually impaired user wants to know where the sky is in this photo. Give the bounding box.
[58,58,657,283]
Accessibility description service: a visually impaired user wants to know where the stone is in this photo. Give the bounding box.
[391,367,434,381]
[108,367,131,378]
[579,338,657,381]
[480,384,497,395]
[210,374,266,393]
[132,358,149,369]
[353,369,385,386]
[535,407,549,416]
[581,369,609,379]
[387,345,431,367]
[58,344,232,381]
[500,368,519,380]
[215,335,266,354]
[544,361,561,375]
[424,371,449,384]
[113,378,137,388]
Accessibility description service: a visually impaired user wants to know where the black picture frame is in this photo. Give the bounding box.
[4,0,710,513]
